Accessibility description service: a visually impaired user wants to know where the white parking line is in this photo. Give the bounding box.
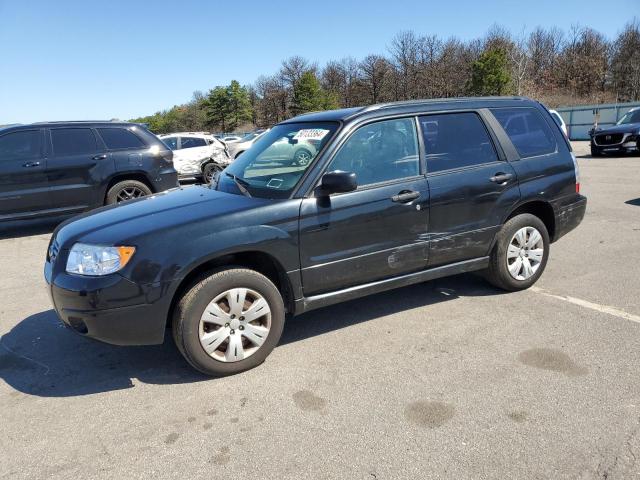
[530,286,640,325]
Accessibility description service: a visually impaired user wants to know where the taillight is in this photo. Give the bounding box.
[571,152,580,193]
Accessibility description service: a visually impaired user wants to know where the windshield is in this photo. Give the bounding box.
[217,122,339,199]
[617,109,640,125]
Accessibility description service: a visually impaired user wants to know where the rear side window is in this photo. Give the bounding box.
[51,128,97,156]
[490,108,556,158]
[162,137,178,150]
[0,130,40,160]
[419,112,498,173]
[180,137,207,149]
[98,128,145,150]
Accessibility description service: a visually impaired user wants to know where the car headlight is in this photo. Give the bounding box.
[66,243,136,276]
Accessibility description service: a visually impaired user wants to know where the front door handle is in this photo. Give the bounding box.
[22,161,41,168]
[92,154,107,160]
[490,172,513,184]
[391,190,420,203]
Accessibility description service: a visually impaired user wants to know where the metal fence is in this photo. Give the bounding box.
[555,101,640,140]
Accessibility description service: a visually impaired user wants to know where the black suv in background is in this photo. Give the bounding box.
[0,121,178,221]
[45,97,586,377]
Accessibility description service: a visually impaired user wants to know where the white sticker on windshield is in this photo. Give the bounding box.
[293,129,330,141]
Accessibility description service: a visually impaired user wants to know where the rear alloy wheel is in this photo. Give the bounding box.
[506,226,545,281]
[173,268,285,376]
[106,180,152,205]
[484,213,550,291]
[202,162,223,184]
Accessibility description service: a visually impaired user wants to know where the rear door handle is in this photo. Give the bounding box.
[92,154,107,160]
[490,172,513,184]
[22,161,40,168]
[391,190,420,203]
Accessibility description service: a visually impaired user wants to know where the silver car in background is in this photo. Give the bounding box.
[159,132,231,183]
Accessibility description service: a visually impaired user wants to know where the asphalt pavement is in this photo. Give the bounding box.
[1,142,639,479]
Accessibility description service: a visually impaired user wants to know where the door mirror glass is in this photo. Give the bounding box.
[318,170,357,195]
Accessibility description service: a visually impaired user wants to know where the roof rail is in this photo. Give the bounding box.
[30,119,124,125]
[347,96,528,119]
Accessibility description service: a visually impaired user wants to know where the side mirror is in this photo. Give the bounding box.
[317,170,357,195]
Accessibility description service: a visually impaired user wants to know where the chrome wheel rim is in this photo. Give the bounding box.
[506,226,544,280]
[116,186,146,202]
[199,288,271,362]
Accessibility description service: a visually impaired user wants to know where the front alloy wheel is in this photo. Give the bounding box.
[172,268,285,376]
[199,288,271,362]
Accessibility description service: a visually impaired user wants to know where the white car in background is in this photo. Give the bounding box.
[159,132,230,183]
[548,109,568,137]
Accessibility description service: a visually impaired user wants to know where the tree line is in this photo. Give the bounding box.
[130,20,640,133]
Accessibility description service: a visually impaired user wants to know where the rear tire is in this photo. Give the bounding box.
[202,162,222,184]
[105,180,152,205]
[484,214,550,291]
[172,268,285,377]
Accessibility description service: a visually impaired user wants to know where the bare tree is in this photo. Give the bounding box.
[611,19,640,101]
[358,54,391,103]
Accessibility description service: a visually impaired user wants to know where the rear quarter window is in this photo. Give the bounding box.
[98,128,145,150]
[490,107,556,158]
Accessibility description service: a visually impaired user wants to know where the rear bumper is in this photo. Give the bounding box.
[153,169,179,192]
[554,194,587,242]
[45,261,170,346]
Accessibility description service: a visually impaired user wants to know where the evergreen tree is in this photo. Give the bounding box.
[291,71,326,116]
[468,48,512,95]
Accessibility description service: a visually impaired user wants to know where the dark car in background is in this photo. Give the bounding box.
[590,107,640,156]
[0,121,178,221]
[45,97,585,377]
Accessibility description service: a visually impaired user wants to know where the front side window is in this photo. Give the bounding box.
[98,128,145,150]
[419,112,498,173]
[220,122,338,199]
[51,128,97,156]
[0,130,40,160]
[491,107,556,158]
[327,117,419,186]
[180,137,207,149]
[162,137,178,150]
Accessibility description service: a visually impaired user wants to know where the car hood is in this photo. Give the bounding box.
[54,185,271,247]
[594,123,640,135]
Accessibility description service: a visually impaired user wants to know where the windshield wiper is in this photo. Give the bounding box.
[225,172,252,198]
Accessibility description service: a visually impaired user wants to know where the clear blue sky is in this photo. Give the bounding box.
[0,0,636,124]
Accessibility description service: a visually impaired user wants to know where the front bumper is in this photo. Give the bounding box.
[554,194,587,242]
[45,261,171,346]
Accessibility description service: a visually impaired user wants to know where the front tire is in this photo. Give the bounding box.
[172,268,285,376]
[105,180,152,205]
[293,148,312,166]
[484,214,550,291]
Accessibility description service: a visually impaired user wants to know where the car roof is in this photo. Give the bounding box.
[1,121,143,132]
[281,96,537,124]
[159,132,213,138]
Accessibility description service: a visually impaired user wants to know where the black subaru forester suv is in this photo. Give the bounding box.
[45,97,586,376]
[0,121,177,221]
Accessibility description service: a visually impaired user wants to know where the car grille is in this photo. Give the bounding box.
[595,133,623,145]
